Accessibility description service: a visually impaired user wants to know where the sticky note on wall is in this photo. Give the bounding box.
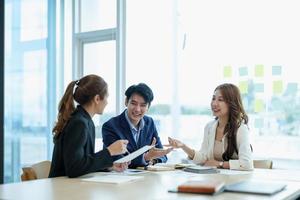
[239,81,248,94]
[254,83,264,93]
[272,66,282,76]
[223,66,232,78]
[273,81,283,94]
[255,65,264,77]
[254,99,264,112]
[239,67,248,76]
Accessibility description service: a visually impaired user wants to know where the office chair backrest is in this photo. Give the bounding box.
[253,160,273,169]
[21,160,51,181]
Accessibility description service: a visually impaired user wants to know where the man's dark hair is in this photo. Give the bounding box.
[125,83,154,106]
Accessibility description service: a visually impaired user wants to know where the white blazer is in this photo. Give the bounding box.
[192,120,253,170]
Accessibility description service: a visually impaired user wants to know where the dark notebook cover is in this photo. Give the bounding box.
[225,181,286,195]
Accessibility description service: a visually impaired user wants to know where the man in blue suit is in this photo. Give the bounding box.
[102,83,172,168]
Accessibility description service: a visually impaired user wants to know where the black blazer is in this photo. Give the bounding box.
[102,110,167,168]
[49,106,113,178]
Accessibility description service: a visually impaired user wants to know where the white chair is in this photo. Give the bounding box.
[253,160,273,169]
[21,160,51,181]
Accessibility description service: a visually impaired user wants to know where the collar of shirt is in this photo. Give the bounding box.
[125,109,145,142]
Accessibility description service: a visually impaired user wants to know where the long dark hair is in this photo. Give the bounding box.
[214,83,248,161]
[52,74,107,137]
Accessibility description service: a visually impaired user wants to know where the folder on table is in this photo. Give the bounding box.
[225,181,286,195]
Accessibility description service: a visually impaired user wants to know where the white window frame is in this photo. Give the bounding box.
[72,0,126,114]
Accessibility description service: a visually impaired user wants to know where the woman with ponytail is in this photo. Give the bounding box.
[167,83,253,170]
[49,74,129,178]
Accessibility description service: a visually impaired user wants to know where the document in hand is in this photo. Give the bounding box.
[225,181,287,195]
[169,180,225,194]
[114,145,153,163]
[183,166,220,174]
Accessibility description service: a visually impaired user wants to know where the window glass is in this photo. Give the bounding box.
[20,0,47,41]
[127,0,174,145]
[83,41,116,137]
[80,0,116,32]
[22,50,47,126]
[127,0,300,162]
[4,0,50,183]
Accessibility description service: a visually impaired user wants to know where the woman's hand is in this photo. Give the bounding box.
[107,140,129,156]
[165,137,185,149]
[204,160,220,167]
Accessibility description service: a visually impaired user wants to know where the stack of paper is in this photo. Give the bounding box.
[81,175,143,184]
[183,166,219,174]
[154,163,195,169]
[145,165,175,171]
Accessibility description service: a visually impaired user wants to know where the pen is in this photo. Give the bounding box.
[124,149,130,155]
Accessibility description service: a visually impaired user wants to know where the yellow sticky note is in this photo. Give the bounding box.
[255,65,264,77]
[239,81,248,94]
[223,66,232,78]
[273,81,283,94]
[254,99,264,113]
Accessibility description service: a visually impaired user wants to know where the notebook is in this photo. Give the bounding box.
[183,166,220,174]
[145,165,175,171]
[225,181,287,195]
[169,180,225,194]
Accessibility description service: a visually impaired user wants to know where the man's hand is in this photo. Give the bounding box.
[107,140,129,156]
[144,138,173,161]
[112,162,129,172]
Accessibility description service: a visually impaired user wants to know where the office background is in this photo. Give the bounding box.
[1,0,300,183]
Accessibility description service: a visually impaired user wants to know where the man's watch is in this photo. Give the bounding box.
[218,161,224,168]
[150,159,158,165]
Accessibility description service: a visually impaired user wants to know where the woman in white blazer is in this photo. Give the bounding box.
[168,83,253,170]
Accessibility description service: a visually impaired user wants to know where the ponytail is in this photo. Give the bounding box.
[52,81,77,137]
[52,74,108,139]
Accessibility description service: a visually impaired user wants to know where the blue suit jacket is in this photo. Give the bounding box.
[102,110,167,168]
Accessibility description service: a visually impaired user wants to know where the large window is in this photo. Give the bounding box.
[127,0,300,162]
[4,0,121,183]
[72,0,119,140]
[4,0,56,182]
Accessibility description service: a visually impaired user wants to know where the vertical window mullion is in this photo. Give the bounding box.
[116,0,126,114]
[0,0,4,184]
[47,0,56,160]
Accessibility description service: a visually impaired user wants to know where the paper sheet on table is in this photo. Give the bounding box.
[81,175,143,184]
[114,145,153,163]
[219,169,253,175]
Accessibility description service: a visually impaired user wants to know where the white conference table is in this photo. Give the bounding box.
[1,168,300,200]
